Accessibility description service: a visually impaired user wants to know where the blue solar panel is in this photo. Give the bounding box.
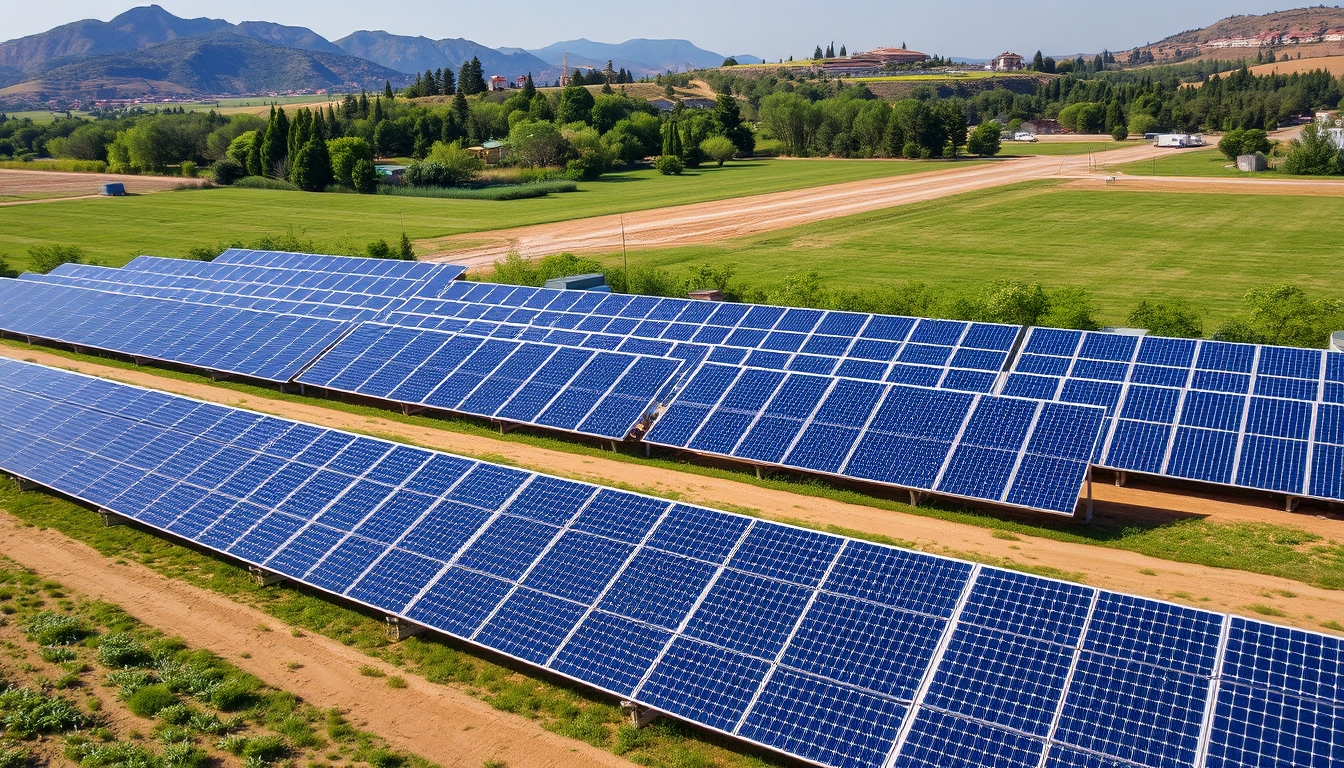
[5,356,1344,768]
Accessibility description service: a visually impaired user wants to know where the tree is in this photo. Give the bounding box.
[522,74,536,100]
[27,244,84,275]
[825,43,835,58]
[328,137,374,187]
[508,120,568,167]
[700,135,737,166]
[459,57,487,95]
[442,67,456,95]
[814,45,823,60]
[1032,51,1045,71]
[712,93,754,155]
[1111,123,1129,141]
[661,117,683,158]
[1218,128,1270,160]
[351,158,379,194]
[0,255,18,279]
[1105,100,1124,134]
[934,100,967,157]
[399,233,414,260]
[290,135,332,192]
[384,81,395,100]
[260,107,289,177]
[966,121,1002,156]
[1214,284,1344,347]
[722,57,739,67]
[839,45,847,57]
[1282,124,1341,175]
[1128,300,1204,338]
[557,81,595,125]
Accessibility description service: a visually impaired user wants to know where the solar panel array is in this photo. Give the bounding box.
[999,328,1344,504]
[0,280,348,383]
[0,356,1339,768]
[296,323,685,440]
[389,281,1022,395]
[134,250,466,293]
[644,362,1106,515]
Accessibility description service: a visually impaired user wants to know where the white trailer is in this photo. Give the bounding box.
[1155,133,1205,148]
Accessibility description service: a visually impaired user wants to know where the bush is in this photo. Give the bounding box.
[230,176,298,191]
[210,158,245,185]
[1281,124,1342,175]
[25,245,85,276]
[565,151,605,181]
[240,735,288,765]
[0,255,17,279]
[1111,124,1129,141]
[124,685,176,718]
[699,135,738,166]
[1213,284,1344,347]
[0,747,30,768]
[966,122,1002,157]
[654,155,684,175]
[376,180,576,200]
[206,679,255,712]
[154,704,194,726]
[351,159,379,194]
[67,741,158,768]
[97,633,151,669]
[23,612,93,645]
[1218,128,1273,161]
[179,161,198,178]
[0,687,90,737]
[1128,299,1204,338]
[160,743,208,768]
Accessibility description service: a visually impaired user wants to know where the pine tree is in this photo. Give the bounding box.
[442,67,456,95]
[373,96,384,123]
[451,91,469,127]
[434,68,445,94]
[522,74,536,100]
[813,45,823,60]
[384,81,395,100]
[326,105,338,134]
[358,91,369,118]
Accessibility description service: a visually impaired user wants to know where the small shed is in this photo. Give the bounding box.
[100,182,126,196]
[1236,153,1268,172]
[545,273,608,291]
[468,140,505,165]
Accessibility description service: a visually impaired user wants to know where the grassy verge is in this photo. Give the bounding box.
[1112,147,1340,179]
[0,556,432,768]
[588,179,1344,327]
[0,486,783,768]
[0,158,968,271]
[5,339,1344,595]
[997,140,1145,156]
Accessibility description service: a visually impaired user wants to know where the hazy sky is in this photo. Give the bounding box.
[2,1,1329,59]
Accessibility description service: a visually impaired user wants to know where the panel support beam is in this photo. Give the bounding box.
[385,617,428,642]
[620,700,661,729]
[754,466,775,481]
[908,491,924,507]
[1077,470,1094,524]
[1285,495,1301,513]
[8,475,39,492]
[1114,470,1127,487]
[99,509,130,528]
[248,566,287,587]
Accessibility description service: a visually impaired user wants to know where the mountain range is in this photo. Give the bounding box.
[0,5,747,105]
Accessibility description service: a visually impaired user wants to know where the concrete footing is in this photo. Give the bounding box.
[620,701,661,728]
[99,510,129,528]
[385,617,428,642]
[248,566,287,587]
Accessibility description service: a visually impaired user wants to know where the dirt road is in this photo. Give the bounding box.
[4,344,1340,635]
[420,143,1180,270]
[0,168,207,204]
[0,512,635,768]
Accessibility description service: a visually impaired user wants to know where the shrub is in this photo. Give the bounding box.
[153,704,193,726]
[106,670,154,698]
[67,741,158,768]
[565,151,605,180]
[97,633,151,669]
[210,158,245,185]
[206,679,255,712]
[1111,124,1129,141]
[25,246,86,276]
[654,155,684,175]
[230,176,298,191]
[1128,114,1160,136]
[0,256,17,279]
[0,687,90,737]
[1128,300,1204,338]
[160,743,208,768]
[124,684,176,718]
[351,159,379,194]
[179,161,198,178]
[699,135,738,166]
[240,735,288,765]
[1281,124,1342,175]
[0,747,30,768]
[39,647,78,663]
[366,240,393,259]
[23,612,92,645]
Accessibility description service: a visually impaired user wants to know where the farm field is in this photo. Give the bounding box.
[0,158,967,270]
[998,139,1146,156]
[586,180,1344,327]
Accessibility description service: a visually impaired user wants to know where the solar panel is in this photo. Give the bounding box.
[645,361,1105,516]
[295,322,683,440]
[0,357,1340,768]
[998,328,1344,506]
[0,279,349,383]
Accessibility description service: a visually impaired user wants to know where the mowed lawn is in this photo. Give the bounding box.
[998,139,1146,157]
[0,158,963,270]
[590,181,1344,327]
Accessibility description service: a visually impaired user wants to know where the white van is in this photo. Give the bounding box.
[1012,131,1037,142]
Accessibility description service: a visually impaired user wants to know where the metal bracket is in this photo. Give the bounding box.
[99,510,129,528]
[9,476,39,492]
[386,617,428,642]
[908,491,924,507]
[248,566,286,586]
[1114,470,1127,487]
[620,700,661,728]
[1285,496,1301,513]
[754,466,775,481]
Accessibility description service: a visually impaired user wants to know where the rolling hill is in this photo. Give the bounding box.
[526,38,729,77]
[334,31,550,81]
[1,33,409,101]
[1125,7,1344,65]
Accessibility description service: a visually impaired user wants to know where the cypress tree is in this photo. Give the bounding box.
[813,45,823,60]
[825,42,835,58]
[326,105,338,134]
[247,133,263,176]
[358,91,369,118]
[839,44,846,57]
[522,74,536,100]
[261,106,288,177]
[373,96,384,123]
[384,81,395,100]
[313,108,327,142]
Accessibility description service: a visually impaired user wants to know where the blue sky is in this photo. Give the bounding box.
[4,1,1332,60]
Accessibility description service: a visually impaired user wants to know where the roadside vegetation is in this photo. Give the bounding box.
[0,559,432,768]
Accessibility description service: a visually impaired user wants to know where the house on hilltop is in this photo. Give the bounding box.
[822,47,927,74]
[991,52,1025,71]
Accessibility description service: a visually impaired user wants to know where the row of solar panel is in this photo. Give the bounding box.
[0,280,347,384]
[131,250,444,281]
[999,329,1344,502]
[643,362,1105,515]
[49,264,405,310]
[23,273,382,323]
[0,357,1338,768]
[384,306,1011,393]
[297,323,684,440]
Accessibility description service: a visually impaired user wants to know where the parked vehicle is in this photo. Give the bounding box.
[1012,131,1038,142]
[1155,133,1205,148]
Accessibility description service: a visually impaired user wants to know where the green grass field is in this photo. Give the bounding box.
[1112,147,1313,178]
[590,180,1344,327]
[998,139,1145,156]
[0,158,967,270]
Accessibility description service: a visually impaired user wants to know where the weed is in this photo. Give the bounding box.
[1138,569,1157,576]
[990,530,1020,541]
[1245,603,1289,617]
[0,686,91,737]
[0,747,30,768]
[40,646,78,663]
[1320,620,1344,632]
[124,685,177,718]
[97,634,152,669]
[385,677,406,690]
[356,666,384,678]
[23,612,94,646]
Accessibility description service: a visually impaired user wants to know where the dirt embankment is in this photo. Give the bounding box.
[3,344,1341,635]
[0,512,635,768]
[0,168,207,205]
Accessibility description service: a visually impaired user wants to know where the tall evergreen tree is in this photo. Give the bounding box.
[442,67,456,95]
[326,105,338,134]
[373,96,384,123]
[825,42,835,58]
[459,57,486,95]
[451,91,470,126]
[358,91,370,118]
[1032,51,1045,71]
[313,108,327,142]
[247,133,263,176]
[260,106,288,177]
[813,45,823,60]
[522,74,536,100]
[839,45,847,57]
[384,81,395,100]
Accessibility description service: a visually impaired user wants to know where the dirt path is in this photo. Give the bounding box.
[0,512,635,768]
[5,344,1341,635]
[421,143,1182,270]
[0,168,207,203]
